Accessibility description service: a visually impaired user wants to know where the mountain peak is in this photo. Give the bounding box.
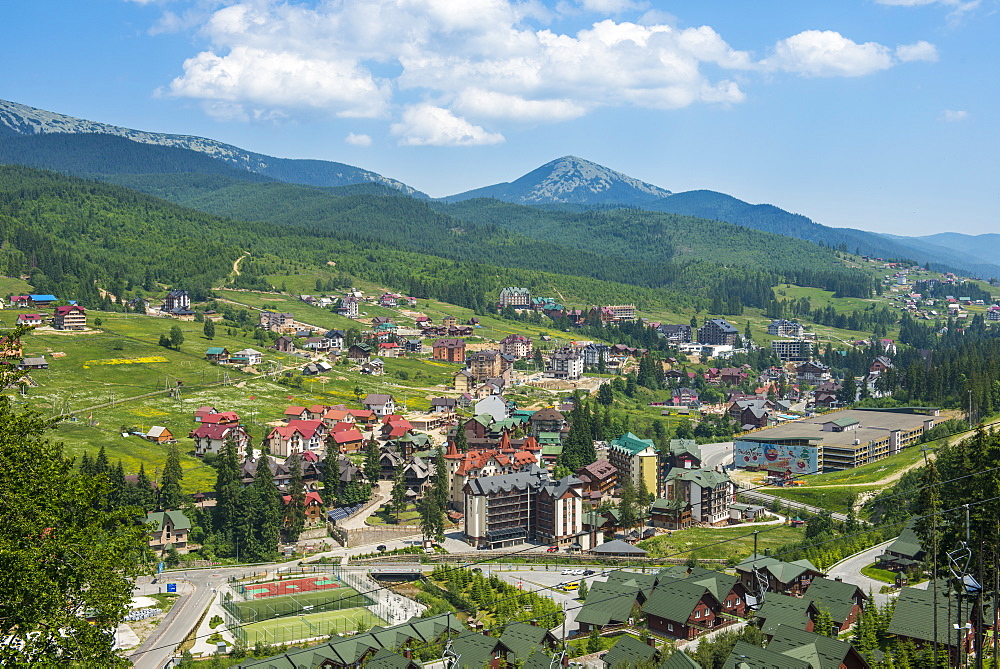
[0,98,423,196]
[445,155,671,205]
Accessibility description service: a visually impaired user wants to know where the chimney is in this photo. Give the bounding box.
[835,577,843,582]
[647,637,657,648]
[404,650,412,659]
[530,620,538,626]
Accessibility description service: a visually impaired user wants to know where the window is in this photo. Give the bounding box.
[695,609,701,619]
[667,623,673,632]
[735,596,741,605]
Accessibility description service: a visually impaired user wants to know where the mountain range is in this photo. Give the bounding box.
[0,97,996,279]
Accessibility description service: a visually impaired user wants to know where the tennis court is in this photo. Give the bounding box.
[243,575,343,598]
[238,606,384,645]
[228,585,375,624]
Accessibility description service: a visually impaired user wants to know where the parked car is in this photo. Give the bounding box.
[547,546,559,553]
[582,569,595,576]
[561,569,573,575]
[377,545,387,552]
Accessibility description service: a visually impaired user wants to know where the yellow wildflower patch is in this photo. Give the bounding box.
[85,356,170,365]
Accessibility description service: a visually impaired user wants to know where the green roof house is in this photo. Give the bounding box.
[576,580,643,632]
[642,578,724,640]
[803,577,867,632]
[735,554,824,596]
[145,510,191,555]
[602,634,658,668]
[752,593,819,639]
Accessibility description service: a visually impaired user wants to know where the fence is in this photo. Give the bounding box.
[222,563,425,646]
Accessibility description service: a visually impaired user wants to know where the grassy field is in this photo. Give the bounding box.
[637,523,806,563]
[760,486,877,515]
[796,445,930,487]
[239,606,383,645]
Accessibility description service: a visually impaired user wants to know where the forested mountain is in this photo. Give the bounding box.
[0,165,684,313]
[650,190,1000,278]
[106,170,878,310]
[0,133,273,182]
[443,155,672,205]
[440,156,1000,278]
[1,98,992,278]
[0,99,424,195]
[884,231,1000,275]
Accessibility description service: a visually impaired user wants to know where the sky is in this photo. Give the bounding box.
[1,0,997,236]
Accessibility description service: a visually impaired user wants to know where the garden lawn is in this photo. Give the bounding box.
[637,523,806,563]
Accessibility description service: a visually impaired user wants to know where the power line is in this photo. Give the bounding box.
[130,466,1000,660]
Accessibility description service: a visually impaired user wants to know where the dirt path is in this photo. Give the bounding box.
[232,252,249,277]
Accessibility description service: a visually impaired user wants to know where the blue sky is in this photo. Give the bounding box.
[1,0,996,235]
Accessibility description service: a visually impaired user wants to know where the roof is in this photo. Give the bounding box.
[766,624,862,669]
[29,294,57,301]
[660,651,701,669]
[602,635,657,668]
[803,577,864,624]
[206,347,227,355]
[887,583,958,646]
[722,640,811,669]
[642,579,717,621]
[146,510,191,532]
[735,555,823,583]
[590,539,647,556]
[754,593,817,637]
[364,393,394,406]
[735,408,938,451]
[608,432,657,456]
[575,580,640,627]
[886,520,924,559]
[667,467,732,490]
[146,426,171,438]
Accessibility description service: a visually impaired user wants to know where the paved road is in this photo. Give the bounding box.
[825,540,895,605]
[130,568,249,669]
[701,441,734,470]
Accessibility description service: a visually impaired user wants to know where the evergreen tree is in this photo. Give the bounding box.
[321,454,340,507]
[246,456,281,562]
[158,334,171,348]
[577,579,588,602]
[453,419,470,453]
[133,463,156,512]
[169,325,184,349]
[637,475,654,509]
[214,438,243,541]
[432,450,450,514]
[285,454,307,542]
[106,460,127,510]
[94,445,109,475]
[814,606,836,637]
[159,442,184,510]
[618,476,639,530]
[838,374,857,405]
[390,465,407,523]
[597,382,613,406]
[363,439,381,487]
[203,319,215,340]
[79,452,93,476]
[418,493,444,542]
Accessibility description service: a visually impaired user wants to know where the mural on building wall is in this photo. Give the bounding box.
[733,441,819,475]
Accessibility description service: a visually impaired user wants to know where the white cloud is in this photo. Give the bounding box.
[896,40,939,62]
[167,46,391,118]
[940,109,969,122]
[391,105,505,146]
[454,89,587,121]
[764,30,894,77]
[575,0,648,13]
[154,0,938,140]
[345,132,373,146]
